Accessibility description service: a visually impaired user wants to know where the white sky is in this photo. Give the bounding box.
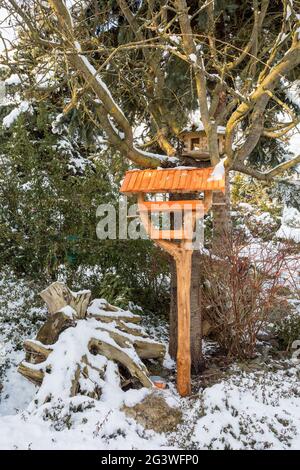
[0,6,16,52]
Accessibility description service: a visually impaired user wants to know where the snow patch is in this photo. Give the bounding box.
[276,206,300,243]
[2,101,32,128]
[189,53,197,63]
[208,159,225,181]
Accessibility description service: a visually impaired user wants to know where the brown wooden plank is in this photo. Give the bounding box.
[173,169,182,190]
[120,173,131,193]
[126,170,139,192]
[153,169,164,191]
[152,229,185,240]
[139,200,204,212]
[134,169,145,192]
[120,167,225,194]
[185,168,194,191]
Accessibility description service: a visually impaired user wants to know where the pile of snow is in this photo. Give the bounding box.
[25,316,150,409]
[208,158,225,182]
[276,206,300,243]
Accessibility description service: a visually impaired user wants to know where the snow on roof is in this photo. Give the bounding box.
[180,122,226,135]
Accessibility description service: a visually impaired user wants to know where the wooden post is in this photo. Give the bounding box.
[175,246,192,396]
[137,193,205,397]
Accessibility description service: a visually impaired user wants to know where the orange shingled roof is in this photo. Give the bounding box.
[120,167,225,194]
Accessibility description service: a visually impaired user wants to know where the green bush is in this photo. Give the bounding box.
[0,104,170,315]
[273,312,300,351]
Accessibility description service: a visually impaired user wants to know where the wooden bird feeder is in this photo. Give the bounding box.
[179,126,225,161]
[120,167,225,396]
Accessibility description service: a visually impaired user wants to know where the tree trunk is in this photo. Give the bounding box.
[212,169,232,255]
[169,250,204,373]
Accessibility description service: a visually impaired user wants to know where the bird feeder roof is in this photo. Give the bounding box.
[120,167,225,194]
[179,123,226,137]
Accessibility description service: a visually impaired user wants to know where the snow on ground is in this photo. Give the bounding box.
[277,206,300,243]
[175,364,300,450]
[1,269,300,450]
[1,357,300,449]
[0,395,166,450]
[0,271,46,417]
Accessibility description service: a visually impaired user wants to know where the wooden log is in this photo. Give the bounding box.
[100,301,120,312]
[40,282,73,315]
[20,282,164,399]
[70,364,81,396]
[39,282,91,318]
[117,320,147,337]
[88,338,152,388]
[95,327,131,350]
[18,362,44,386]
[89,312,141,324]
[82,354,106,379]
[95,326,166,360]
[70,290,91,319]
[134,340,165,360]
[36,311,75,345]
[24,339,52,364]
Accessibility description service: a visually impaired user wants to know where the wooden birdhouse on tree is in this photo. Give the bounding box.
[120,166,225,397]
[179,124,226,162]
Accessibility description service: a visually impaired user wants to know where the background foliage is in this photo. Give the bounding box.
[0,101,170,314]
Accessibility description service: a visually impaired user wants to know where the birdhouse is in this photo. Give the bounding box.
[120,166,225,397]
[179,125,225,161]
[121,167,224,240]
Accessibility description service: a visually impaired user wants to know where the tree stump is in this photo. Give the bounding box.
[40,281,91,318]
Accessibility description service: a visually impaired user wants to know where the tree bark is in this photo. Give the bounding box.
[212,169,232,255]
[190,252,204,373]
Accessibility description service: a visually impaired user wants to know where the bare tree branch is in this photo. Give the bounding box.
[233,154,300,181]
